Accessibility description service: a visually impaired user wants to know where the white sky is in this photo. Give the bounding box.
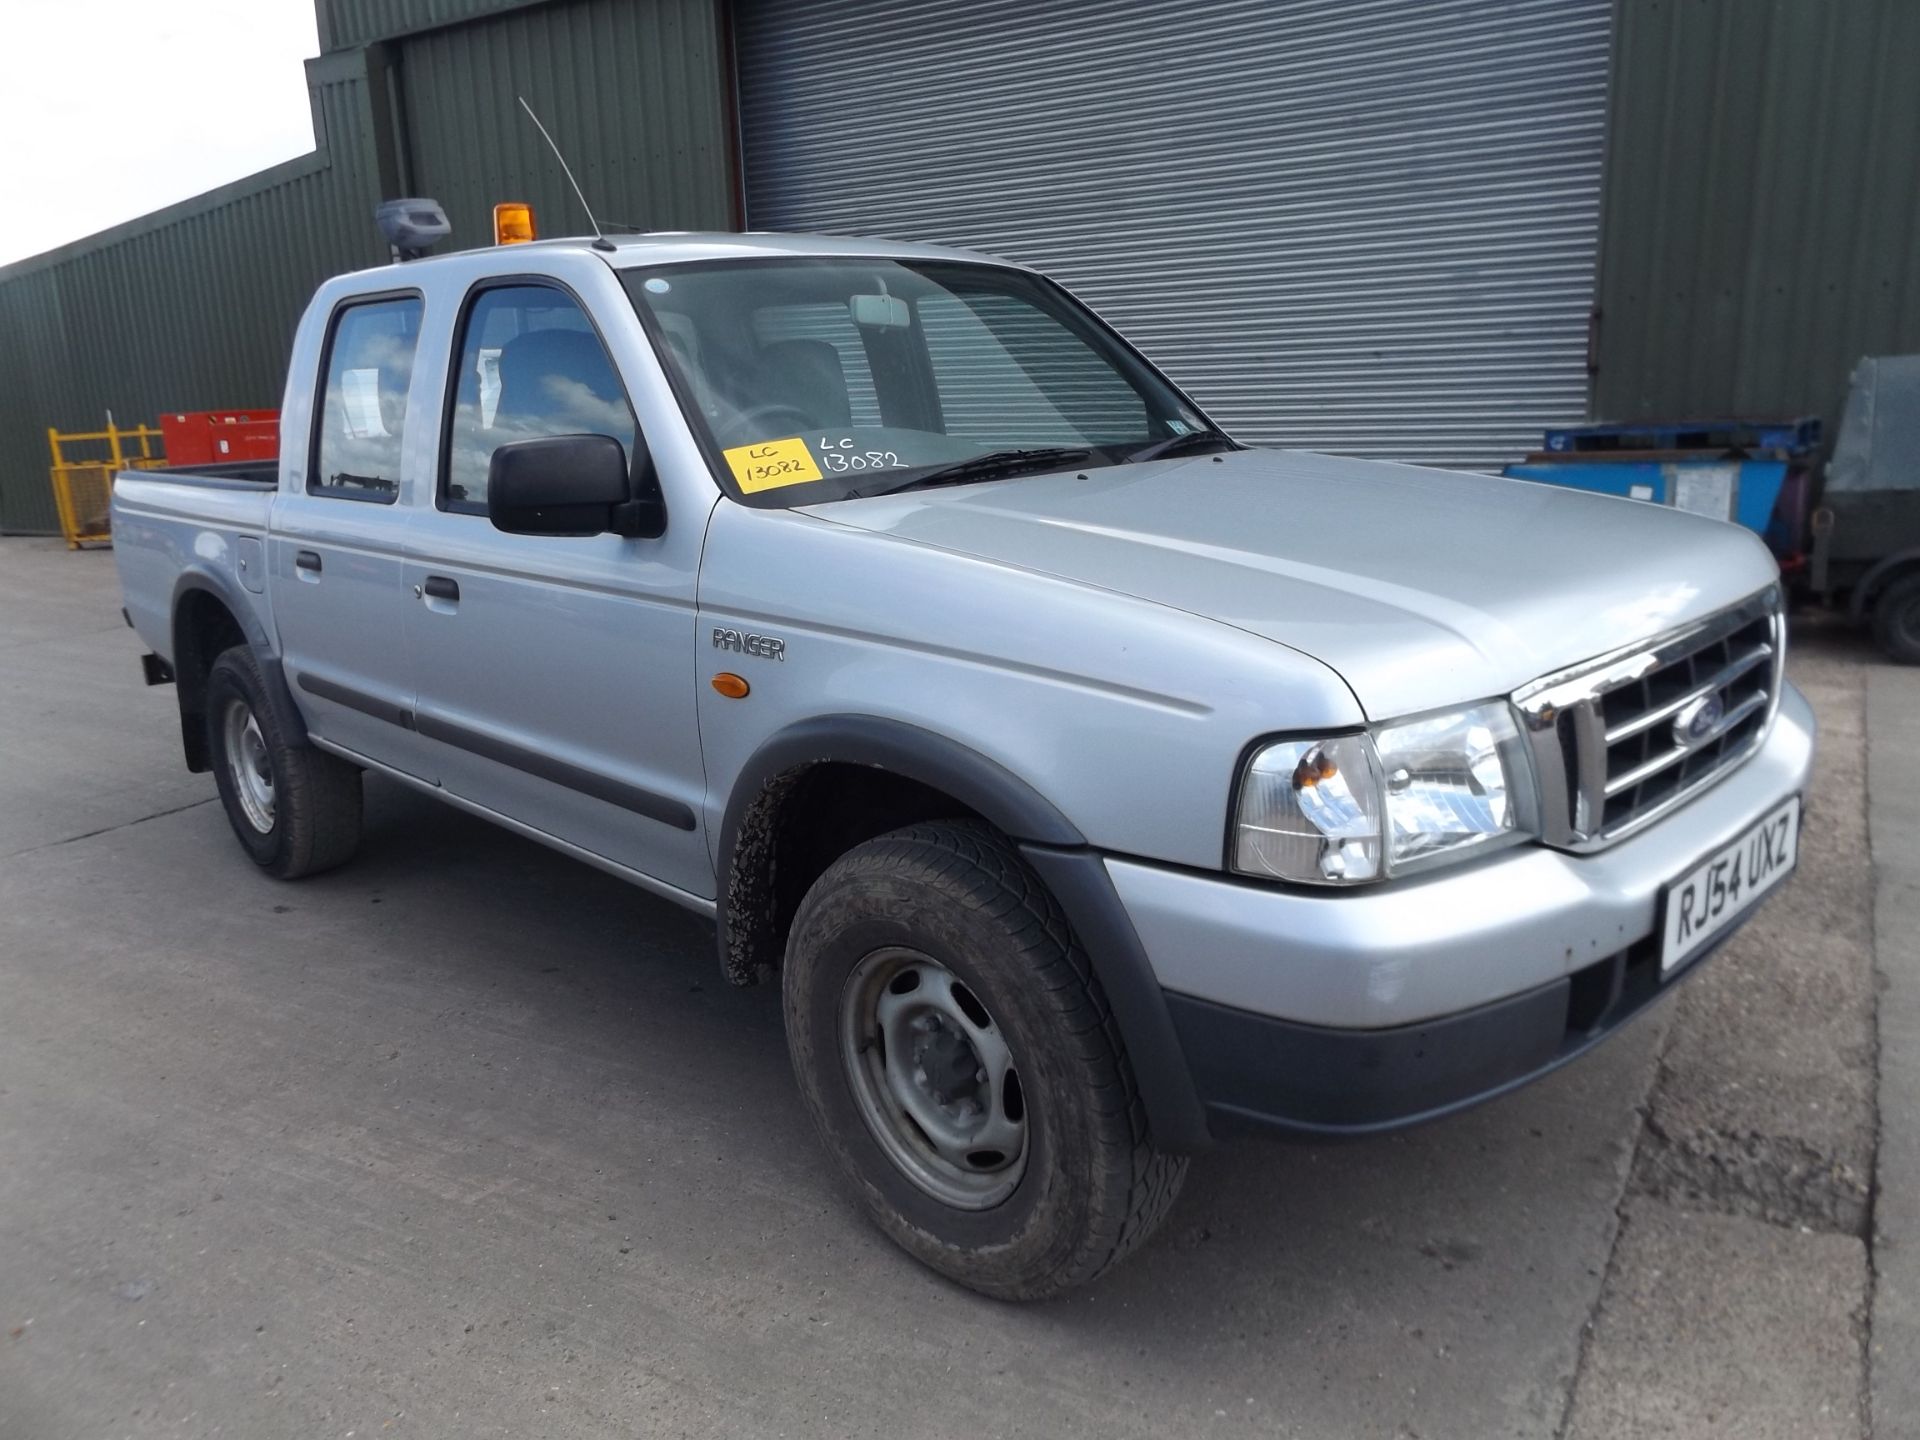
[0,0,321,268]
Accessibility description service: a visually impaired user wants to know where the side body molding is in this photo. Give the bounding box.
[716,715,1213,1152]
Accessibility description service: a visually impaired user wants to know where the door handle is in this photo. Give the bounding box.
[423,576,460,602]
[294,549,322,573]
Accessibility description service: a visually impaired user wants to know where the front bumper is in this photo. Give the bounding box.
[1107,682,1815,1136]
[1164,921,1721,1135]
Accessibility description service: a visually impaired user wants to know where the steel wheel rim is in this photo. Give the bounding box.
[222,698,275,834]
[839,947,1029,1210]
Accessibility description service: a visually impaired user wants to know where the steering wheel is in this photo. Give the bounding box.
[729,403,817,439]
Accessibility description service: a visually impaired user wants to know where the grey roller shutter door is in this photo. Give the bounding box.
[736,0,1609,471]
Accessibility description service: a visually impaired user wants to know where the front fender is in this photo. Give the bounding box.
[719,714,1085,859]
[716,715,1214,1153]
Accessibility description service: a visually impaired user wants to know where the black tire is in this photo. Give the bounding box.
[205,645,363,878]
[1873,573,1920,665]
[783,820,1188,1300]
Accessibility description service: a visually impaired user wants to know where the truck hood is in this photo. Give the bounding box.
[807,448,1781,718]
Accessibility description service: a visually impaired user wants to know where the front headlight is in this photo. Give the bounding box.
[1233,701,1534,885]
[1234,734,1385,883]
[1375,701,1533,872]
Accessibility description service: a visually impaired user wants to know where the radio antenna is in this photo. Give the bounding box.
[517,95,616,252]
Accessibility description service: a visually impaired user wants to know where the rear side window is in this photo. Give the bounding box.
[442,283,638,512]
[311,295,423,502]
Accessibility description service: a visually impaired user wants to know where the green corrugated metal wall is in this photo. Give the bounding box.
[8,0,1918,533]
[0,57,391,533]
[400,0,735,246]
[1595,0,1920,439]
[317,0,547,52]
[0,0,729,535]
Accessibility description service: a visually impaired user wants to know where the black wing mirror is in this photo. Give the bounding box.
[486,434,666,539]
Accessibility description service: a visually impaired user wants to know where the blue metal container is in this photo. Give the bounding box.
[1504,416,1818,555]
[1502,457,1788,541]
[1540,418,1821,458]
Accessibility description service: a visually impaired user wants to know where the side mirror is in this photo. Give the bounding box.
[486,434,665,539]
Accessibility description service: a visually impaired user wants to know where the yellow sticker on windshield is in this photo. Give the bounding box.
[725,436,824,493]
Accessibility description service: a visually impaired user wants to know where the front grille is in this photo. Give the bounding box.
[1513,589,1784,850]
[1594,611,1774,831]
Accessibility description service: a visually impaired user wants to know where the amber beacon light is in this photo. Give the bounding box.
[493,202,537,245]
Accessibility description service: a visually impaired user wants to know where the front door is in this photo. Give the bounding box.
[402,280,710,898]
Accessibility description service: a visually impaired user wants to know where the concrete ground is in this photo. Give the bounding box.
[1869,665,1920,1440]
[0,538,1898,1439]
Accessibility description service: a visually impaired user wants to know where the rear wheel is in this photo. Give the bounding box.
[783,821,1187,1300]
[1872,573,1920,664]
[205,646,363,878]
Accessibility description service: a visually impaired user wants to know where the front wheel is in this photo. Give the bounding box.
[783,821,1187,1300]
[205,646,363,878]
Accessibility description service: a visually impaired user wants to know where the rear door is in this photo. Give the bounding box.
[401,275,711,898]
[269,291,436,779]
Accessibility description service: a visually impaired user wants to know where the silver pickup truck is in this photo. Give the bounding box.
[112,230,1813,1299]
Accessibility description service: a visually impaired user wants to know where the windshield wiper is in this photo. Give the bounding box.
[848,447,1093,500]
[1123,430,1238,464]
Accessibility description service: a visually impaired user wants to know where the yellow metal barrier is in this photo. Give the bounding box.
[47,421,164,549]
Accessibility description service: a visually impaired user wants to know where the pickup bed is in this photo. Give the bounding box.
[113,230,1813,1298]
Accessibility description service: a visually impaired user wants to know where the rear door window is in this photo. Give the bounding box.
[310,295,423,502]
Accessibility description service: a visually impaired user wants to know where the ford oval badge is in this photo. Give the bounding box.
[1674,693,1725,748]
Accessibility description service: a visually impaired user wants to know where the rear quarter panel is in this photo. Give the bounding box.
[111,474,276,658]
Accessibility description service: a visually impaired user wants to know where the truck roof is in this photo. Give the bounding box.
[345,229,1010,283]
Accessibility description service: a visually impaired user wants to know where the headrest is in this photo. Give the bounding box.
[497,329,621,417]
[757,338,851,429]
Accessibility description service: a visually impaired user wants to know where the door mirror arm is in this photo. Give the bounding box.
[610,447,667,538]
[609,493,667,539]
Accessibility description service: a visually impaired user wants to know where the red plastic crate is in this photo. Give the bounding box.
[159,409,280,467]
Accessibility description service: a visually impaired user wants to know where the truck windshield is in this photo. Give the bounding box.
[619,258,1220,506]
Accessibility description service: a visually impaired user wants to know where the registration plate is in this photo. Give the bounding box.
[1660,796,1800,975]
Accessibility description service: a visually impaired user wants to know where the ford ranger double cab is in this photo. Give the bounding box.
[112,229,1814,1299]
